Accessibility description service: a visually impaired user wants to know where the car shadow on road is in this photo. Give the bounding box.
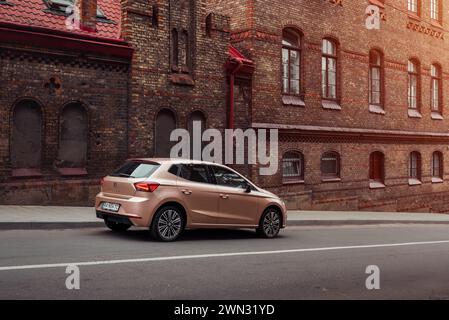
[94,227,283,242]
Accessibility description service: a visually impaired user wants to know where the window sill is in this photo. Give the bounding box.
[170,73,195,86]
[57,168,88,176]
[368,0,385,8]
[282,179,305,185]
[432,177,444,183]
[322,100,341,110]
[431,112,443,120]
[11,168,42,177]
[408,109,422,118]
[322,177,341,183]
[407,13,421,21]
[408,178,422,186]
[282,95,305,107]
[369,104,385,115]
[431,20,443,29]
[369,181,385,189]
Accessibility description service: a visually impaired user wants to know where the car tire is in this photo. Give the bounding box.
[104,219,131,232]
[150,206,185,242]
[256,208,281,238]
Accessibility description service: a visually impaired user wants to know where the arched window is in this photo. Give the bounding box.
[432,151,443,180]
[187,111,206,160]
[11,99,43,176]
[369,50,383,108]
[408,59,420,111]
[408,151,422,181]
[431,64,442,115]
[369,151,385,183]
[321,151,340,179]
[155,109,177,157]
[57,102,88,173]
[282,28,301,96]
[322,39,338,100]
[282,151,304,182]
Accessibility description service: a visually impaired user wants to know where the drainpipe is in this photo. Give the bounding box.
[228,58,243,129]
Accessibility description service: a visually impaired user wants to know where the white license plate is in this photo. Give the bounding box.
[101,202,120,212]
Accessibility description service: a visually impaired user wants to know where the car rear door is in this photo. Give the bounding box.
[175,163,219,226]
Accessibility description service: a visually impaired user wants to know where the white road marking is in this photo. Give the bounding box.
[1,240,449,272]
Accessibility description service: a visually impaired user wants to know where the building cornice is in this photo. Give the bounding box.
[252,123,449,143]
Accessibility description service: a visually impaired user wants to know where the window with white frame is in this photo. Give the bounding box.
[282,151,304,182]
[408,60,420,110]
[322,39,338,100]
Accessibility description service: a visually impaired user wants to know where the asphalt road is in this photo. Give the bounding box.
[1,224,449,299]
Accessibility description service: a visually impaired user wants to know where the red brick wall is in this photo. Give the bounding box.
[121,0,230,159]
[0,46,129,205]
[210,0,449,212]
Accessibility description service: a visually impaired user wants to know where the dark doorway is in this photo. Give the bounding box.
[155,109,177,157]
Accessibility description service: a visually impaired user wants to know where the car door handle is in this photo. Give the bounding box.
[220,194,229,199]
[181,189,192,195]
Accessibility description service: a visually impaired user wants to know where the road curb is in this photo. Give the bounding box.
[0,222,104,230]
[287,220,449,226]
[1,219,449,230]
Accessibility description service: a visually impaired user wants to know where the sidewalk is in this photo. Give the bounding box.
[1,206,449,230]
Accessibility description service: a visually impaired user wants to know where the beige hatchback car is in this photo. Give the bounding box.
[95,159,287,241]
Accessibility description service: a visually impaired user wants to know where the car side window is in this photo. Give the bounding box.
[211,166,248,189]
[179,164,212,184]
[168,164,180,176]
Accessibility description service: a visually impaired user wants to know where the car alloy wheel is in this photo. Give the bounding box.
[258,209,281,238]
[151,206,184,241]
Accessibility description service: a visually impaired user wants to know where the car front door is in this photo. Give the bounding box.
[209,165,260,226]
[176,164,219,226]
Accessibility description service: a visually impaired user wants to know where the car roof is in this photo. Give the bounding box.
[126,158,227,167]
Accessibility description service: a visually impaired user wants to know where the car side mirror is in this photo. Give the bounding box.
[244,182,251,193]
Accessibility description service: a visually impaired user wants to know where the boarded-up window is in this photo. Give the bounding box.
[155,109,176,157]
[11,100,42,172]
[187,111,206,160]
[57,103,88,169]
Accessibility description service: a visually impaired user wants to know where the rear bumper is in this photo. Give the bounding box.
[95,192,158,227]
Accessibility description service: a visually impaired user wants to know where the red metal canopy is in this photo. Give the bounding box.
[227,45,254,75]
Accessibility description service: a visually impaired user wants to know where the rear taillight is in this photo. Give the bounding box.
[134,182,159,192]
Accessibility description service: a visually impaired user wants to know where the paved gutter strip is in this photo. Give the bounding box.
[1,219,449,230]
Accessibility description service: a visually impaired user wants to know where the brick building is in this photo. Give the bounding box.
[2,0,449,213]
[0,0,133,204]
[0,0,234,205]
[211,0,449,212]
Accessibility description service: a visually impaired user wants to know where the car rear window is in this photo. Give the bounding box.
[110,162,160,178]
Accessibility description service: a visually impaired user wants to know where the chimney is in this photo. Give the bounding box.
[76,0,97,32]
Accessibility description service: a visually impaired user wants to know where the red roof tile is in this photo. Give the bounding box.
[0,0,122,40]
